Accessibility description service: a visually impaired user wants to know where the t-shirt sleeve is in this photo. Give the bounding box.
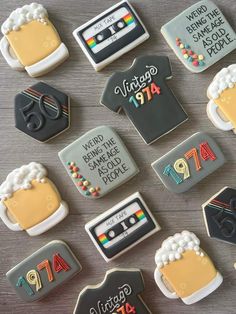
[74,291,89,313]
[145,55,172,79]
[125,269,144,295]
[159,56,172,78]
[100,73,124,113]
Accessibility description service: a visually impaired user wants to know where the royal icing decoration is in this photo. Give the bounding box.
[15,82,70,142]
[101,55,188,145]
[154,230,223,305]
[0,3,69,77]
[202,187,236,244]
[85,192,160,262]
[58,126,139,199]
[151,132,225,193]
[161,0,236,73]
[6,240,82,302]
[72,0,149,71]
[176,38,205,67]
[0,162,68,236]
[73,268,151,313]
[207,64,236,134]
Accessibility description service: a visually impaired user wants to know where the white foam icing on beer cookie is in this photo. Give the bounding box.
[0,162,47,200]
[155,230,203,269]
[1,3,48,35]
[208,64,236,99]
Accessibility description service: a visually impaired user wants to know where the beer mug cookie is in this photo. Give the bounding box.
[207,64,236,133]
[0,3,69,77]
[154,231,223,305]
[0,162,68,236]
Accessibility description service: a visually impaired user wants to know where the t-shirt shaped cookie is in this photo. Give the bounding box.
[0,3,69,77]
[101,55,188,145]
[161,0,236,73]
[0,162,68,236]
[72,0,149,71]
[151,132,225,193]
[207,64,236,133]
[154,230,223,304]
[73,268,151,313]
[58,126,139,199]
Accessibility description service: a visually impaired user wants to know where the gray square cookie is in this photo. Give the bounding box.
[161,0,236,73]
[58,126,139,199]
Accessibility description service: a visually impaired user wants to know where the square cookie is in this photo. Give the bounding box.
[72,0,149,71]
[152,132,225,193]
[161,0,236,73]
[202,187,236,244]
[85,192,160,262]
[58,126,139,199]
[6,240,82,302]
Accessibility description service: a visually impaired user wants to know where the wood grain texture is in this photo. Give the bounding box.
[0,0,235,313]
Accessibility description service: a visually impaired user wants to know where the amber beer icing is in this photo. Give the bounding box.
[155,231,217,298]
[0,162,61,229]
[1,3,61,66]
[208,64,236,127]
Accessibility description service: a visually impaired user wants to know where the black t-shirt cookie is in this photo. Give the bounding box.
[73,268,150,313]
[101,55,188,144]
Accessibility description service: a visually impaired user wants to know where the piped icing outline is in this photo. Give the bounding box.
[155,230,203,269]
[0,162,47,201]
[208,64,236,99]
[1,3,48,35]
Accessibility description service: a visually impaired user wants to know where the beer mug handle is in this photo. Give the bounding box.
[0,202,22,231]
[154,268,178,299]
[0,37,24,71]
[207,100,233,131]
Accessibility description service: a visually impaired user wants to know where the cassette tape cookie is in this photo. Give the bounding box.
[85,192,160,262]
[73,0,149,71]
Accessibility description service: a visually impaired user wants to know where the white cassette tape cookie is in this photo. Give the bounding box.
[85,192,160,262]
[72,0,149,71]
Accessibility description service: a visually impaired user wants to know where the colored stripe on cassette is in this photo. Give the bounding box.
[73,0,149,71]
[85,192,160,262]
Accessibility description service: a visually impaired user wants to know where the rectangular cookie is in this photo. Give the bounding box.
[85,192,160,261]
[6,240,82,302]
[152,132,225,193]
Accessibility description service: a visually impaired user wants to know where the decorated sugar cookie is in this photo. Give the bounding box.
[151,132,225,193]
[6,240,82,302]
[73,268,151,313]
[58,126,139,199]
[101,55,188,145]
[15,82,70,142]
[0,162,68,236]
[154,230,223,305]
[73,0,149,71]
[202,187,236,244]
[0,3,69,77]
[85,192,160,262]
[207,64,236,133]
[161,0,236,73]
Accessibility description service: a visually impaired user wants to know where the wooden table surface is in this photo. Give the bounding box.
[0,0,235,313]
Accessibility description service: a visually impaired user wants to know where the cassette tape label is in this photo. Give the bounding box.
[73,1,149,70]
[85,192,160,261]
